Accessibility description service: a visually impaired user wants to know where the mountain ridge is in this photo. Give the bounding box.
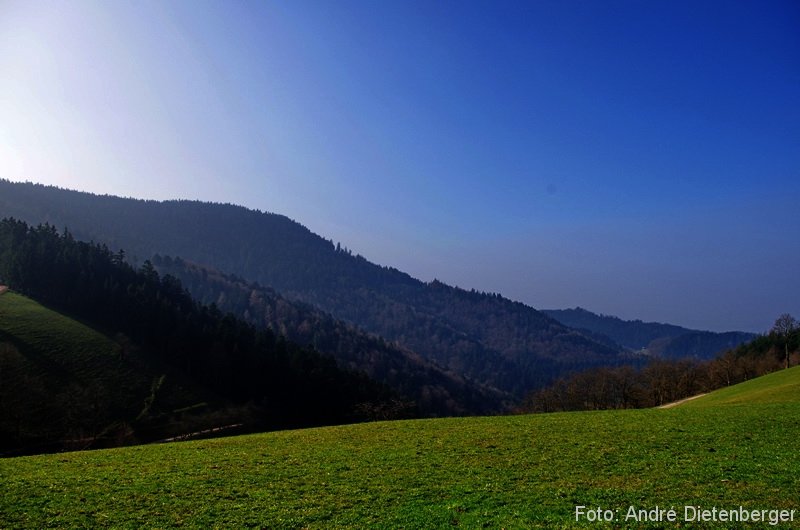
[544,306,755,359]
[0,179,628,397]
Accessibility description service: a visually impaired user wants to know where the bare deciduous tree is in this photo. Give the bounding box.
[772,314,798,369]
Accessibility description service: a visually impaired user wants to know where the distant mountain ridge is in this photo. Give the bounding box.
[0,179,626,399]
[543,307,755,360]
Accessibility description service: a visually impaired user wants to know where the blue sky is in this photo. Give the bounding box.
[1,0,798,332]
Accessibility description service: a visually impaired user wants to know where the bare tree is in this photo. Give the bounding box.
[772,314,798,369]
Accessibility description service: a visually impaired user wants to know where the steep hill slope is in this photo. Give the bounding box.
[151,255,508,415]
[0,292,207,453]
[544,306,754,359]
[0,179,624,396]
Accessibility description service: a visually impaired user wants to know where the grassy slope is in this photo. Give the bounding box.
[2,369,798,528]
[0,291,121,368]
[680,366,800,408]
[0,292,137,386]
[0,292,140,439]
[0,292,201,449]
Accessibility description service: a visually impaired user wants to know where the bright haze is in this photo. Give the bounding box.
[1,1,798,333]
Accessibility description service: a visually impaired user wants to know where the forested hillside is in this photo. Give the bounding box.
[0,219,395,453]
[151,255,507,415]
[544,307,754,359]
[0,180,625,396]
[523,316,797,413]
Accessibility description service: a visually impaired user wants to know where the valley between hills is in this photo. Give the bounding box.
[1,179,798,528]
[2,2,797,526]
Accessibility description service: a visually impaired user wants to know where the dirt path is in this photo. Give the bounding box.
[658,393,708,409]
[156,423,245,443]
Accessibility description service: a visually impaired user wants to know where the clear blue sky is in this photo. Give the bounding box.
[1,0,798,332]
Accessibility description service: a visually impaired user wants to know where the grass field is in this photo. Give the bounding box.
[680,365,800,408]
[0,291,124,376]
[0,292,142,444]
[2,366,798,528]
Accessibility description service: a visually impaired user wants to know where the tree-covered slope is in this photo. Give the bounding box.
[0,219,394,454]
[151,255,508,415]
[544,306,754,359]
[0,180,624,396]
[648,329,757,359]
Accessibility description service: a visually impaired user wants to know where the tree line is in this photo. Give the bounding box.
[520,315,799,413]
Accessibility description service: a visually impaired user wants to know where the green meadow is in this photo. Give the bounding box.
[0,292,144,445]
[0,291,165,406]
[681,365,800,408]
[2,366,799,528]
[0,291,124,378]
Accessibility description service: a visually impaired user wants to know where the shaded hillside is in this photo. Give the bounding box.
[0,291,217,454]
[0,180,625,396]
[152,255,507,415]
[544,307,754,359]
[0,219,394,453]
[647,329,757,359]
